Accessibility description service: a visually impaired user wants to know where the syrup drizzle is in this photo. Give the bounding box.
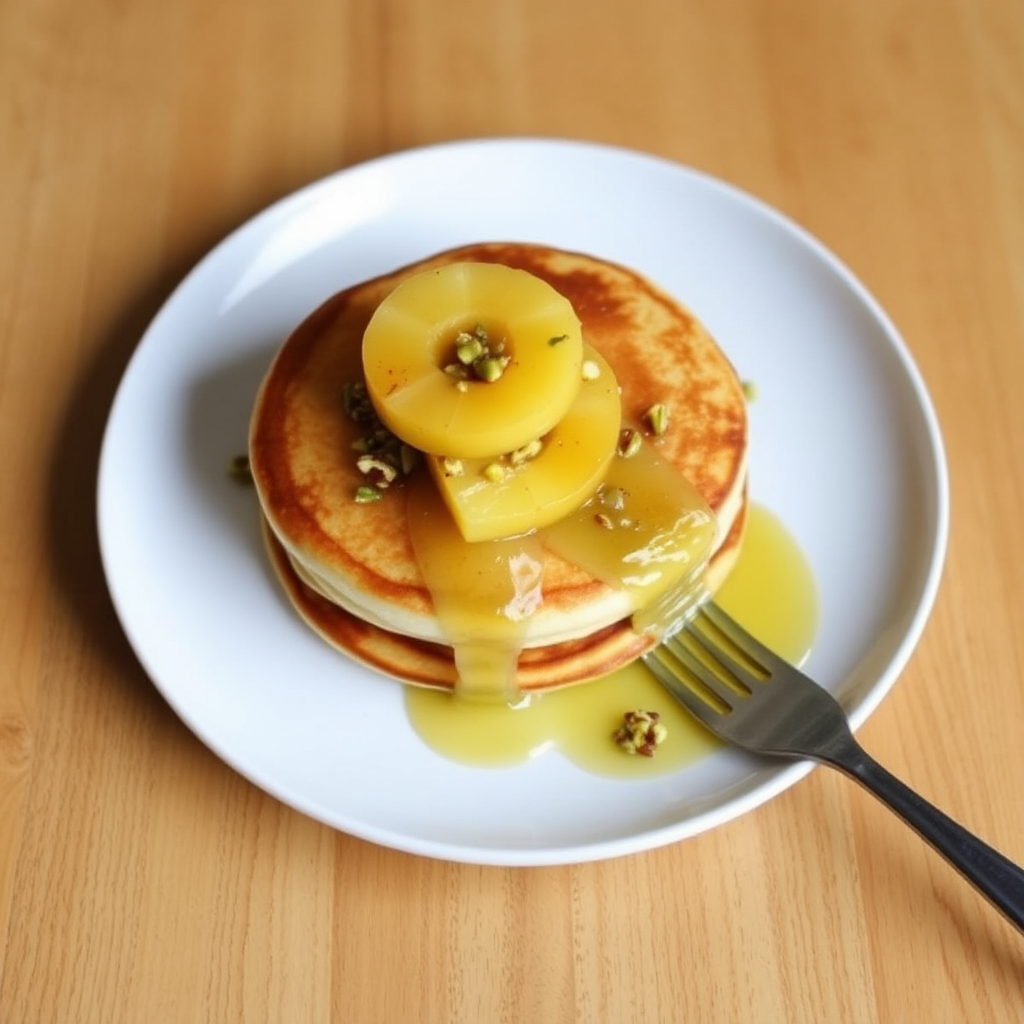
[405,503,818,776]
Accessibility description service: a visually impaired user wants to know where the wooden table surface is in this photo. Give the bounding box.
[3,0,1023,1019]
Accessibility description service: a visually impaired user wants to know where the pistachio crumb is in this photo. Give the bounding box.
[356,455,398,489]
[342,378,419,503]
[616,428,642,458]
[548,334,569,346]
[742,380,758,402]
[456,336,484,365]
[613,710,667,757]
[645,402,670,436]
[509,438,543,466]
[599,486,627,511]
[445,324,509,385]
[581,359,601,381]
[473,356,506,382]
[399,444,419,475]
[227,453,252,483]
[341,381,381,428]
[483,462,506,483]
[354,484,383,504]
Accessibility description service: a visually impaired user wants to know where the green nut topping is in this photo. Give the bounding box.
[616,428,642,459]
[342,379,418,503]
[456,336,485,365]
[645,402,670,436]
[474,356,506,382]
[599,486,627,511]
[354,485,384,504]
[613,710,667,757]
[509,438,543,466]
[227,453,252,483]
[444,324,511,385]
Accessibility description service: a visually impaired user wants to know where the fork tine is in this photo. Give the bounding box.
[670,617,766,691]
[641,652,732,726]
[700,601,781,672]
[645,637,739,713]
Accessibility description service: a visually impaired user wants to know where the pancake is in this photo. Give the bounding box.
[249,242,748,693]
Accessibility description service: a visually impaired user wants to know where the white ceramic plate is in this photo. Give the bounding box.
[98,139,948,865]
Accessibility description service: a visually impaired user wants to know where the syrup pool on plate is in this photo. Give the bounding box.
[405,502,819,776]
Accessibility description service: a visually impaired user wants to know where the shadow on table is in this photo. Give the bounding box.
[44,245,221,718]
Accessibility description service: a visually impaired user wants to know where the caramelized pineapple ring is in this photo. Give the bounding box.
[427,347,622,543]
[362,262,583,458]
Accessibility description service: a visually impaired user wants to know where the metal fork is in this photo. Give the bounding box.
[642,600,1024,933]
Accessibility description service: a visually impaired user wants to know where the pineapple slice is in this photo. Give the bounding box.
[362,262,583,458]
[427,347,622,542]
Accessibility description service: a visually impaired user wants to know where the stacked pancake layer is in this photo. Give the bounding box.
[249,243,748,693]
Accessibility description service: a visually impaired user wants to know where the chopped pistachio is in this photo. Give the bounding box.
[548,334,569,346]
[473,356,506,382]
[509,438,543,466]
[456,336,485,365]
[742,380,758,402]
[356,455,398,488]
[341,381,363,414]
[445,324,509,386]
[354,484,383,504]
[581,359,601,381]
[645,402,670,436]
[342,377,419,503]
[616,428,642,458]
[483,462,507,483]
[600,486,627,511]
[227,453,252,483]
[613,710,667,757]
[341,381,376,425]
[399,444,419,476]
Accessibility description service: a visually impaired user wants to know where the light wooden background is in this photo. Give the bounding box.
[2,0,1023,1020]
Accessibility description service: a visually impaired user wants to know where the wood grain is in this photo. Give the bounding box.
[2,0,1023,1020]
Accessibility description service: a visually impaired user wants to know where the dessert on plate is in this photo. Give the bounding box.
[249,242,748,701]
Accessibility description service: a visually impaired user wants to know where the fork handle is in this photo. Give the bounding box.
[827,737,1024,933]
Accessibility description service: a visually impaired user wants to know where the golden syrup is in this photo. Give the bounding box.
[406,437,715,703]
[714,502,818,666]
[405,502,819,775]
[543,440,717,620]
[405,472,544,703]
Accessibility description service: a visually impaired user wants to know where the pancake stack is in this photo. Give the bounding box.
[249,243,748,697]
